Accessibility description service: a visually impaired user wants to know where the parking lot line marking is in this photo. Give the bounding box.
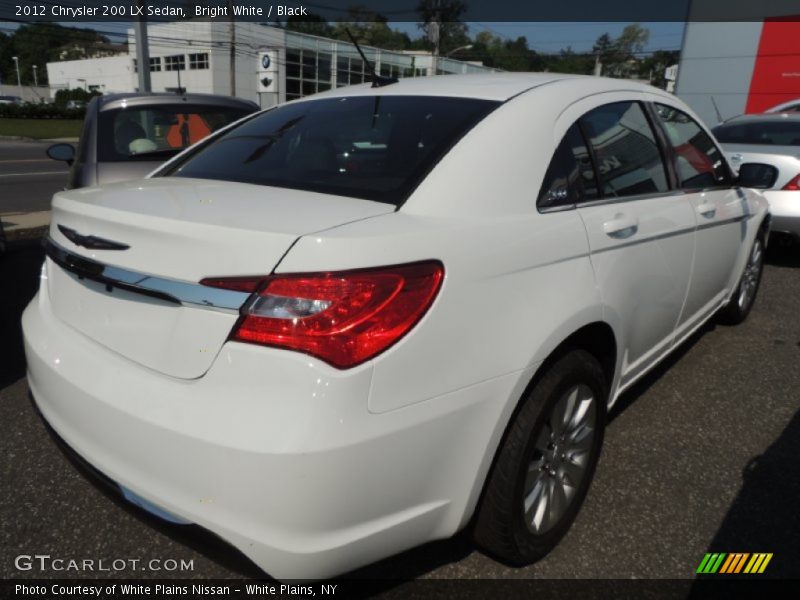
[0,171,66,178]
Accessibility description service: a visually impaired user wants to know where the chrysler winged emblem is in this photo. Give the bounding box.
[58,225,130,250]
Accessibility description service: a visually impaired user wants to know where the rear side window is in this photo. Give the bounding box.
[538,124,598,209]
[712,120,800,146]
[579,102,669,198]
[167,96,499,205]
[98,104,253,162]
[654,104,731,189]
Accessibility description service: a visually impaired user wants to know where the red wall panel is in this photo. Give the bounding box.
[746,18,800,113]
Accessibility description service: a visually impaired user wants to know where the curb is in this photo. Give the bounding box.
[1,211,51,246]
[0,135,79,143]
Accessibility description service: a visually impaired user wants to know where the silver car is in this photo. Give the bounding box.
[713,113,800,242]
[47,93,258,189]
[765,99,800,113]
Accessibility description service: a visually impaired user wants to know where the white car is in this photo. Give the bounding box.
[23,74,769,580]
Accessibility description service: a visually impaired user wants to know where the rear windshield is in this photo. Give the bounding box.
[98,104,254,162]
[713,120,800,146]
[165,95,500,205]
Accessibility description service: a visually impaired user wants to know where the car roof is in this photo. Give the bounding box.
[717,113,800,127]
[300,72,662,103]
[97,92,258,112]
[765,98,800,112]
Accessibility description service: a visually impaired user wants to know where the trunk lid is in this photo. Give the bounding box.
[47,177,394,379]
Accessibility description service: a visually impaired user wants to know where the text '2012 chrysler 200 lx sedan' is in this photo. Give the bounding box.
[23,74,770,580]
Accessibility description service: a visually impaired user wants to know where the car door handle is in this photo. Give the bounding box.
[697,202,716,218]
[603,214,639,239]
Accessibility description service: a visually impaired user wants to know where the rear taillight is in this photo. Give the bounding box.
[782,173,800,191]
[202,261,444,368]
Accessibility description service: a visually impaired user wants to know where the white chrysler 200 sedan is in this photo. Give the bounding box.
[23,74,769,580]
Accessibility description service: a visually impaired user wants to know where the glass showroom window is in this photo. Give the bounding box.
[285,48,333,100]
[379,63,404,79]
[164,55,186,71]
[336,54,365,87]
[189,53,209,70]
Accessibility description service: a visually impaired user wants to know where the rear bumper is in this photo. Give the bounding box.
[764,190,800,236]
[22,281,521,580]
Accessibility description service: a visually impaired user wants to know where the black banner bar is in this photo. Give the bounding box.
[2,0,800,23]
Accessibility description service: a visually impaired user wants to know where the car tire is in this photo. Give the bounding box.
[473,349,607,566]
[717,231,766,325]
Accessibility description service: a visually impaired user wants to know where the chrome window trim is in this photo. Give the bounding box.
[44,237,250,314]
[574,189,686,209]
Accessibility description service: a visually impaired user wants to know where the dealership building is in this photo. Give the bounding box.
[676,18,800,124]
[46,21,496,108]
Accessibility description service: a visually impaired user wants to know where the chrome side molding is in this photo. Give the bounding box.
[44,237,250,313]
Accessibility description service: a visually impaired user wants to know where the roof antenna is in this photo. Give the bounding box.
[710,95,724,124]
[345,29,398,88]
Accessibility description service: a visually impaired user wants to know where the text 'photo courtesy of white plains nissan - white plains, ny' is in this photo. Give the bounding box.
[23,73,770,580]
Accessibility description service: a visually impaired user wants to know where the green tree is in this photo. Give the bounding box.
[545,47,594,75]
[470,32,540,72]
[592,33,617,70]
[638,49,680,88]
[54,86,101,108]
[3,24,108,86]
[284,13,334,38]
[593,24,650,78]
[615,23,650,56]
[331,6,411,50]
[0,32,12,87]
[416,0,470,55]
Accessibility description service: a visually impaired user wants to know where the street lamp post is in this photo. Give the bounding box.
[445,44,474,58]
[32,65,38,87]
[12,56,21,88]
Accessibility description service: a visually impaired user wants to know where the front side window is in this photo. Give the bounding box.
[98,105,253,161]
[166,95,499,205]
[579,102,669,198]
[655,104,731,189]
[538,124,598,209]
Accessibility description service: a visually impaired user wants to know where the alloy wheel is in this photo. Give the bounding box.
[523,383,596,535]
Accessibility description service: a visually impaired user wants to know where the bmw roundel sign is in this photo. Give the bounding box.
[258,51,278,92]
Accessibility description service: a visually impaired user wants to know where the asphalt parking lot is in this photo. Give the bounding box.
[1,213,799,586]
[0,140,69,214]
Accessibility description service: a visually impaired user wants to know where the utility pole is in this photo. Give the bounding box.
[593,53,602,77]
[133,0,151,92]
[427,1,440,76]
[12,56,21,88]
[229,0,236,97]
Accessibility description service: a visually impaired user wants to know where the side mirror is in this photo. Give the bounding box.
[737,162,778,189]
[47,143,75,166]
